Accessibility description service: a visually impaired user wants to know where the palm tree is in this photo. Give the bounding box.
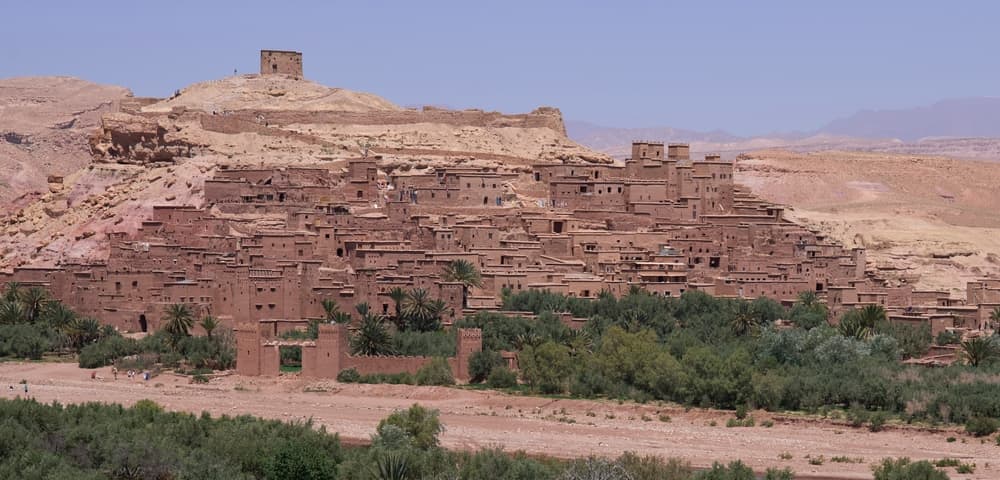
[3,282,22,303]
[199,315,219,339]
[351,312,395,356]
[321,298,341,322]
[373,452,409,480]
[387,287,408,324]
[331,310,352,324]
[402,289,445,332]
[67,317,101,349]
[163,303,194,347]
[858,304,887,326]
[42,301,76,330]
[731,301,757,336]
[990,307,1000,330]
[401,289,431,322]
[441,259,482,308]
[796,291,819,308]
[961,336,999,367]
[838,314,873,340]
[838,305,885,340]
[0,301,26,325]
[20,287,48,323]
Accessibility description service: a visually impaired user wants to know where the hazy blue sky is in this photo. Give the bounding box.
[3,1,997,135]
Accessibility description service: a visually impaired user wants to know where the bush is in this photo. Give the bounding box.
[693,460,756,479]
[519,341,573,394]
[964,417,998,437]
[78,335,139,368]
[468,350,504,383]
[486,367,518,389]
[337,368,361,383]
[764,468,795,480]
[416,357,455,386]
[376,403,443,450]
[935,330,961,346]
[871,458,949,480]
[869,411,887,432]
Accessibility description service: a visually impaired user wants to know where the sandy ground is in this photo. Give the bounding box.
[1,363,996,479]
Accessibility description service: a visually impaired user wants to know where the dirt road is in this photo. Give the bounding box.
[1,362,994,479]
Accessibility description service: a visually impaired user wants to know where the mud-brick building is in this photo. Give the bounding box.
[260,49,303,78]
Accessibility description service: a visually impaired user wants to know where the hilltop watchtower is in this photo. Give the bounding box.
[260,49,303,78]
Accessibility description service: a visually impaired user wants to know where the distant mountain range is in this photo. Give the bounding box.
[568,97,1000,160]
[820,97,1000,141]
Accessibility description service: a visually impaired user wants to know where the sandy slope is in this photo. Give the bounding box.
[736,150,1000,294]
[0,77,129,211]
[1,362,994,480]
[143,75,400,113]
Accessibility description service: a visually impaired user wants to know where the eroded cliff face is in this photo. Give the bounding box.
[89,112,205,164]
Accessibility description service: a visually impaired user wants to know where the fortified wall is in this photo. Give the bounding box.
[235,321,482,380]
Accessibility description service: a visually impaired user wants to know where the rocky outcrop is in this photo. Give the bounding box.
[89,112,203,164]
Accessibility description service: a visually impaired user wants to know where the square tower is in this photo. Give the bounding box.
[260,50,303,78]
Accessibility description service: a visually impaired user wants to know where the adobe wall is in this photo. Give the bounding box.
[197,107,566,134]
[234,322,481,381]
[260,50,303,77]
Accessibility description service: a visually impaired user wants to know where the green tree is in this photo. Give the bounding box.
[468,350,504,383]
[0,301,26,325]
[3,281,22,303]
[162,303,194,348]
[67,317,101,350]
[441,259,482,308]
[990,307,1000,330]
[376,404,444,450]
[19,287,48,323]
[351,309,396,356]
[264,436,340,480]
[42,301,76,331]
[320,298,341,322]
[798,291,819,307]
[199,315,219,339]
[415,357,455,386]
[373,451,410,480]
[731,302,757,337]
[402,289,446,332]
[838,305,885,340]
[960,336,999,367]
[387,287,408,327]
[519,341,573,394]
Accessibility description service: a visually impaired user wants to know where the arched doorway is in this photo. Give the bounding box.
[138,314,148,333]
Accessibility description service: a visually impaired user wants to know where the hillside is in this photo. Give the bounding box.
[0,75,609,269]
[0,77,129,211]
[736,150,1000,293]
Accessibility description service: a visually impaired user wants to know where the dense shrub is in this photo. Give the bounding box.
[467,349,504,383]
[416,357,455,386]
[393,329,456,357]
[337,368,362,383]
[965,417,999,437]
[871,458,949,480]
[78,335,139,368]
[486,367,518,389]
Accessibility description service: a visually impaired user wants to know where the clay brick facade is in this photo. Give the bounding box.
[260,49,303,78]
[3,141,996,375]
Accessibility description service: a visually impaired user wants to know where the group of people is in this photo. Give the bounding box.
[95,367,149,382]
[7,383,28,395]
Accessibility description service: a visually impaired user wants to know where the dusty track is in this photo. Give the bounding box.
[1,362,995,480]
